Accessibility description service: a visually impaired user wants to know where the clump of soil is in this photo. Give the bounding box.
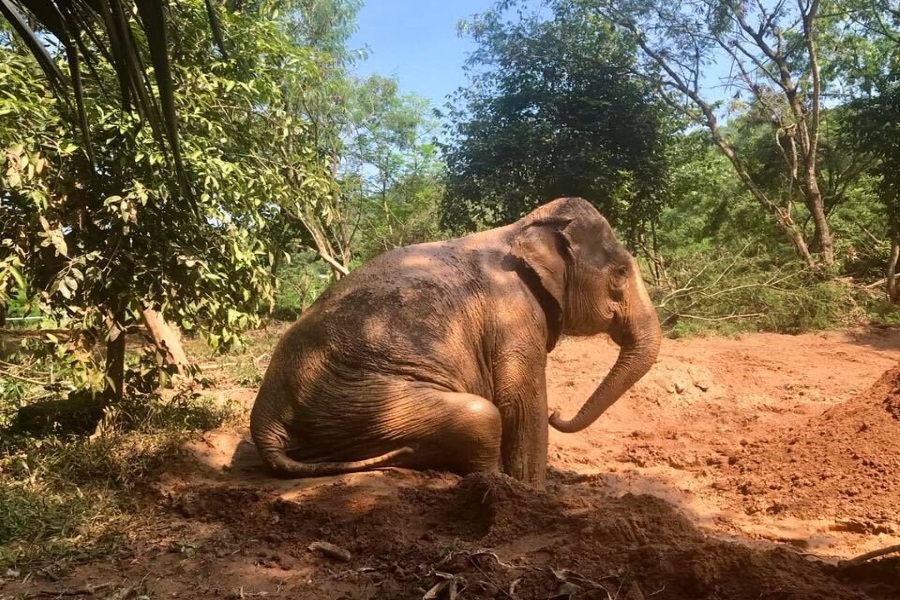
[722,364,900,531]
[442,471,574,539]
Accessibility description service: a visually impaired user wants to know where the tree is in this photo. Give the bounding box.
[343,75,444,258]
[267,0,365,280]
[0,0,332,403]
[843,88,900,303]
[827,0,900,301]
[582,0,840,267]
[440,1,673,252]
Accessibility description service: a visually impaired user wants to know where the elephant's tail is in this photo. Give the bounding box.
[259,444,415,478]
[250,375,416,477]
[251,408,414,477]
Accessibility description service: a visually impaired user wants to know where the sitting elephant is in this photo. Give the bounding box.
[250,197,661,487]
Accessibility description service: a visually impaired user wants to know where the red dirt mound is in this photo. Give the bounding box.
[722,364,900,532]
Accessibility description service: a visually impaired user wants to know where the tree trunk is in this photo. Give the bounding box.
[104,327,126,404]
[710,127,816,267]
[141,308,188,374]
[888,239,900,304]
[271,247,283,278]
[285,207,349,281]
[797,0,832,267]
[803,167,835,266]
[316,249,350,279]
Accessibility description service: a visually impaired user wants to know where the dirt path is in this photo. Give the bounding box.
[3,327,900,599]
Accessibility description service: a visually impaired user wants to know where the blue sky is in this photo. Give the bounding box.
[347,1,490,110]
[347,1,733,115]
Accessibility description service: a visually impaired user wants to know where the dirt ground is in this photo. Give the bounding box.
[3,326,900,599]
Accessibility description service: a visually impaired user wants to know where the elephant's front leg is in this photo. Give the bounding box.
[495,365,549,488]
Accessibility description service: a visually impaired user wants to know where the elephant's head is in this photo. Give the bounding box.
[510,197,662,433]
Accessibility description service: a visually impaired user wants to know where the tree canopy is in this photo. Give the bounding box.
[439,0,674,249]
[1,0,336,399]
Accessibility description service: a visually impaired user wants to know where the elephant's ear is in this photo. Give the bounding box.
[509,217,574,309]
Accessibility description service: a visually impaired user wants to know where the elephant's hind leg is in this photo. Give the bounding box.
[382,389,502,476]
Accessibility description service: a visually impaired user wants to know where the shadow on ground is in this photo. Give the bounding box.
[142,438,900,600]
[843,325,900,353]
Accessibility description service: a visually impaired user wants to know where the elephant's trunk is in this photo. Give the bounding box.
[550,268,661,433]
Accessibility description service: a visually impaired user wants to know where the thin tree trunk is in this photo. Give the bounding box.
[712,134,815,266]
[0,303,8,358]
[888,240,900,304]
[271,247,283,278]
[806,188,835,264]
[797,0,832,266]
[606,2,828,269]
[286,207,348,281]
[141,308,188,374]
[104,327,126,404]
[316,249,350,277]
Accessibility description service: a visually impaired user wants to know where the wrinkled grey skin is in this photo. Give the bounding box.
[250,197,661,487]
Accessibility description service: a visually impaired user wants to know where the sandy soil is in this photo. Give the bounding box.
[2,326,900,599]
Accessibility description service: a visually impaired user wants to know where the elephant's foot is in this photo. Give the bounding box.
[503,460,547,489]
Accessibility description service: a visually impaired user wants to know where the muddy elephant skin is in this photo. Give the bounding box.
[249,197,661,487]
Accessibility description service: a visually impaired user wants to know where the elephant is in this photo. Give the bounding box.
[249,197,661,487]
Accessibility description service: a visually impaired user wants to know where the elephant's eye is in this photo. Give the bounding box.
[611,264,629,288]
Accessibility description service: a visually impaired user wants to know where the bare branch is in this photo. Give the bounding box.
[314,248,350,276]
[732,5,796,97]
[678,312,766,322]
[840,543,900,567]
[727,39,784,91]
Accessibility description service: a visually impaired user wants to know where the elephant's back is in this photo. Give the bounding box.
[282,240,493,383]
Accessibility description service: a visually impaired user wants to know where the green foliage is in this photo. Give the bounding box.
[0,0,228,187]
[819,0,900,97]
[842,87,900,238]
[275,67,447,272]
[284,0,364,59]
[655,130,889,336]
[440,0,674,244]
[341,76,446,260]
[661,132,770,249]
[272,251,334,319]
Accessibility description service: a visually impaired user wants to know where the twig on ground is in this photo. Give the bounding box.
[508,578,522,599]
[0,328,74,339]
[308,541,352,562]
[0,368,49,386]
[39,583,112,596]
[470,548,516,569]
[196,362,239,371]
[678,312,765,322]
[422,573,466,600]
[839,544,900,567]
[548,567,615,599]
